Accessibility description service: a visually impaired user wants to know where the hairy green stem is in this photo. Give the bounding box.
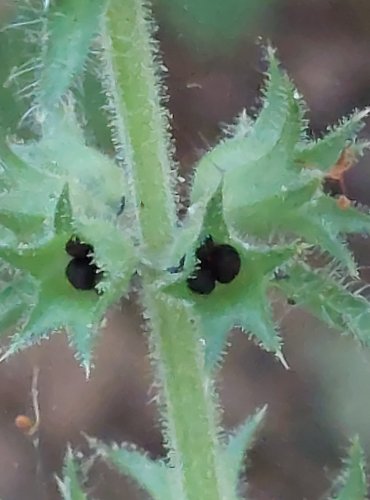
[103,1,235,498]
[103,0,176,255]
[146,287,230,500]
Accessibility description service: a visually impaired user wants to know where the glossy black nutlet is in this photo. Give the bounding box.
[209,244,241,284]
[196,235,215,262]
[187,268,215,295]
[287,297,296,306]
[322,177,343,198]
[65,258,98,290]
[65,237,94,259]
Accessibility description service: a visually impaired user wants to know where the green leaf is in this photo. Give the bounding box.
[224,179,319,238]
[283,196,370,274]
[0,276,34,334]
[0,210,49,245]
[191,46,303,207]
[0,139,62,218]
[0,234,96,368]
[12,106,126,220]
[0,134,31,187]
[287,211,357,275]
[163,182,296,369]
[0,103,134,372]
[91,439,173,500]
[162,186,226,273]
[0,190,136,373]
[0,5,39,134]
[54,184,73,234]
[165,240,294,370]
[56,446,87,500]
[75,217,137,297]
[215,51,370,274]
[328,436,367,500]
[38,0,106,111]
[295,109,369,172]
[223,406,266,489]
[73,56,113,153]
[307,196,370,235]
[274,263,370,346]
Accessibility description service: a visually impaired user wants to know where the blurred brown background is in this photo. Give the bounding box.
[2,0,370,499]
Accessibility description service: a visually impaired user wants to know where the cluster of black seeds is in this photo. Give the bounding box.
[65,237,101,291]
[187,236,241,295]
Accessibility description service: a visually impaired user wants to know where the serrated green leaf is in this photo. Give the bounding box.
[0,190,136,372]
[163,183,296,369]
[0,134,59,219]
[56,446,87,500]
[274,263,370,346]
[228,184,370,274]
[0,137,62,218]
[288,212,357,275]
[224,179,319,238]
[223,158,316,238]
[328,436,367,500]
[224,406,266,488]
[283,195,370,274]
[191,46,303,207]
[308,196,370,235]
[216,52,370,273]
[0,233,99,365]
[220,49,322,250]
[91,439,173,500]
[295,109,369,172]
[38,0,106,111]
[165,241,294,369]
[12,106,126,220]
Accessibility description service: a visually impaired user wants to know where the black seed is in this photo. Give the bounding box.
[65,237,94,259]
[322,177,343,198]
[187,268,215,295]
[208,244,241,284]
[196,235,215,262]
[287,297,296,305]
[65,258,98,290]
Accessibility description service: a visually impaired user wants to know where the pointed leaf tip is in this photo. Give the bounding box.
[224,406,267,487]
[91,440,172,500]
[54,183,73,234]
[56,445,87,500]
[328,436,367,500]
[276,350,290,369]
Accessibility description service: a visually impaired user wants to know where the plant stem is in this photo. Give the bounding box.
[146,287,228,500]
[103,1,235,498]
[103,0,176,255]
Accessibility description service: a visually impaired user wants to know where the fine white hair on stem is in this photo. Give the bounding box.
[1,18,43,32]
